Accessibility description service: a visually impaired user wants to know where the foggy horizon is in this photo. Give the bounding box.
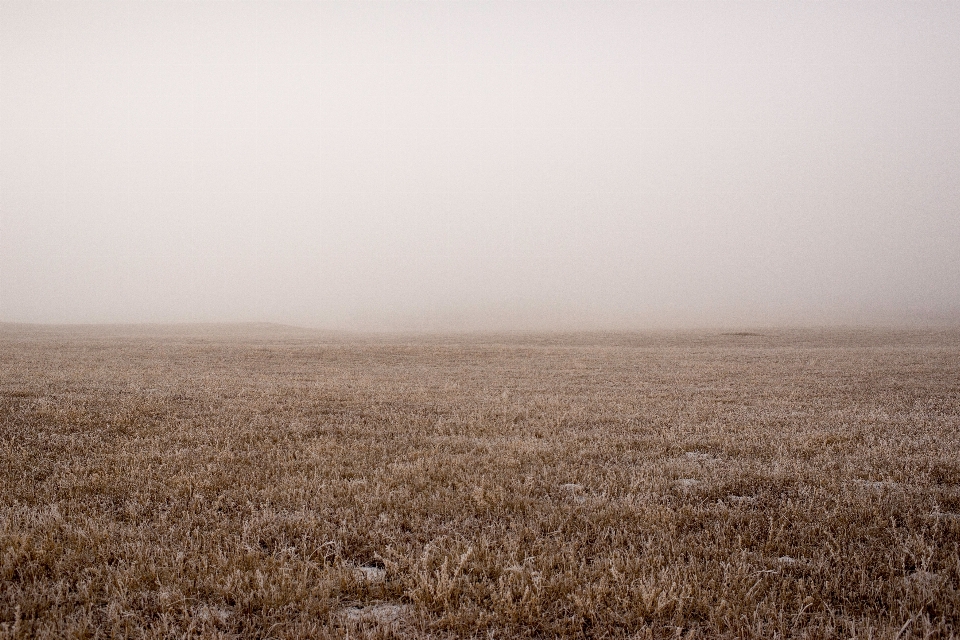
[3,1,960,332]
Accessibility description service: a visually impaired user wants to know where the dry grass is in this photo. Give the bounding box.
[2,324,959,638]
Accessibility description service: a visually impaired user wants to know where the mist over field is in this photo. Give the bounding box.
[2,1,960,330]
[4,6,960,632]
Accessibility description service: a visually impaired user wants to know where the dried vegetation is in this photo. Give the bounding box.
[1,324,959,638]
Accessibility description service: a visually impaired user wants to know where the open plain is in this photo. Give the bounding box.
[1,324,959,638]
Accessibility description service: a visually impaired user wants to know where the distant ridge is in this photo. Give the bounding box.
[0,321,347,341]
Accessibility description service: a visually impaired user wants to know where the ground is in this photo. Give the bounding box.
[1,324,959,638]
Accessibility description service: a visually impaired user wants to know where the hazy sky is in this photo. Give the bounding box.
[3,1,959,330]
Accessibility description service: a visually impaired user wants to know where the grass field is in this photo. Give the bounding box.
[2,324,959,638]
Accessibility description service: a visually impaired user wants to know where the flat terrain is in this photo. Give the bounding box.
[2,325,959,638]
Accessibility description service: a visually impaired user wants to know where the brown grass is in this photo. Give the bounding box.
[2,324,959,638]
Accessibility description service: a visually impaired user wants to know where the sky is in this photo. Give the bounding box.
[2,1,959,330]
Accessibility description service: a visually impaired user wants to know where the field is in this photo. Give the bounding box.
[2,324,959,638]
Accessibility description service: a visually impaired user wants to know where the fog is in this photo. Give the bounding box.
[3,1,959,330]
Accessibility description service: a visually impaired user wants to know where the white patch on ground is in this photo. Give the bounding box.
[340,603,411,625]
[727,495,757,505]
[560,483,587,503]
[852,480,901,490]
[777,556,797,565]
[194,605,231,624]
[901,570,944,591]
[355,566,387,583]
[675,478,700,488]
